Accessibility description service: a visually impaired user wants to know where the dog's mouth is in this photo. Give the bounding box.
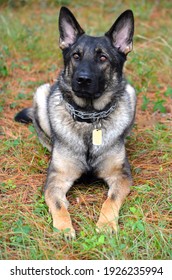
[73,90,102,99]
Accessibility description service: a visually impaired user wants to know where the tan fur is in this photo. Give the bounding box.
[45,193,76,238]
[96,197,119,232]
[96,153,132,232]
[96,179,131,232]
[44,153,82,238]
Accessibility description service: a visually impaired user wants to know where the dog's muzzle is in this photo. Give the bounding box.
[72,72,103,99]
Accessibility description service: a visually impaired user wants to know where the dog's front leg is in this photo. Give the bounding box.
[44,150,82,239]
[96,153,132,233]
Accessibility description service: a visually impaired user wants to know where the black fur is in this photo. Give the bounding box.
[14,108,32,124]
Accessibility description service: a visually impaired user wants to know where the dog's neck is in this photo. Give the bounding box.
[55,79,119,123]
[65,100,117,123]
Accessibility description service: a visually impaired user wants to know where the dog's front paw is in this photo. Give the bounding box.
[64,228,76,240]
[96,220,118,234]
[53,224,76,240]
[53,215,76,240]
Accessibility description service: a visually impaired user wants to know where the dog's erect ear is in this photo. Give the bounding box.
[105,10,134,55]
[59,7,85,49]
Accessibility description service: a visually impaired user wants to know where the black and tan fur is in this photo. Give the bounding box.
[15,7,136,238]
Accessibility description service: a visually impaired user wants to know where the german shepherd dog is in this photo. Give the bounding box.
[15,7,136,238]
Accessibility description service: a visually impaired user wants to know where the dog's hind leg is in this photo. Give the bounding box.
[44,148,82,239]
[96,150,132,233]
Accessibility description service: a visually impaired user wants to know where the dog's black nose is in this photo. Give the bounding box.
[76,75,92,87]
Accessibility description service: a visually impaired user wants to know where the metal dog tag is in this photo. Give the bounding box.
[92,128,102,145]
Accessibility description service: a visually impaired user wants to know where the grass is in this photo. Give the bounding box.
[0,0,172,260]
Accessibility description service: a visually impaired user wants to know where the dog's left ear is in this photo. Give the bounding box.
[105,10,134,55]
[59,7,85,49]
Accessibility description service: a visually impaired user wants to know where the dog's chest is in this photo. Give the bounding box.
[56,117,116,155]
[51,105,125,147]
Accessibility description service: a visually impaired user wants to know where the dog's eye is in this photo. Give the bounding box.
[73,53,80,60]
[99,55,108,62]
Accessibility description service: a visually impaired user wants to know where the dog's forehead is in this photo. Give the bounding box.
[75,34,111,53]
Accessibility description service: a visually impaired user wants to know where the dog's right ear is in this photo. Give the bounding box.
[105,10,134,55]
[59,7,85,50]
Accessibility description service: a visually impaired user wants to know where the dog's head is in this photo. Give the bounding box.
[58,7,134,105]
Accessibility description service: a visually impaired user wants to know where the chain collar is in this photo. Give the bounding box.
[65,101,116,123]
[53,88,116,123]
